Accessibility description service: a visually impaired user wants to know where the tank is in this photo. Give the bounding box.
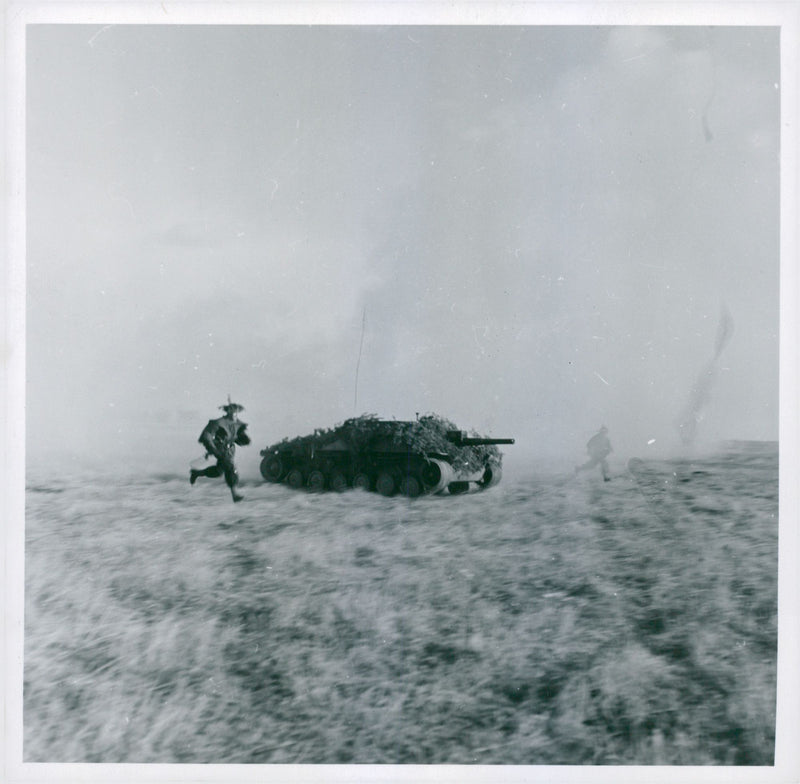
[259,413,514,497]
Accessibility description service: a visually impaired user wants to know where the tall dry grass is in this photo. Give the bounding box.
[24,447,778,764]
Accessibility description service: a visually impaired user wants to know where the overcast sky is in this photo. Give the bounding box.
[25,24,780,471]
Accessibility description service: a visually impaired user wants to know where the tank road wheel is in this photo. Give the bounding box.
[285,468,304,490]
[260,454,284,483]
[307,470,326,492]
[353,473,372,492]
[421,461,442,487]
[376,471,396,497]
[478,465,502,489]
[330,472,348,492]
[399,475,422,498]
[421,458,455,494]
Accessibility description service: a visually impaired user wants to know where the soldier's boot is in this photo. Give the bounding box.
[228,474,244,503]
[190,469,199,485]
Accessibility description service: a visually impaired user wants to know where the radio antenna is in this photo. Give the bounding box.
[354,306,366,414]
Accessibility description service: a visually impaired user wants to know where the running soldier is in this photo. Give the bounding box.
[190,399,251,502]
[575,425,612,482]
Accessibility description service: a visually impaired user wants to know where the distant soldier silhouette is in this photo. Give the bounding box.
[190,399,251,502]
[575,425,612,481]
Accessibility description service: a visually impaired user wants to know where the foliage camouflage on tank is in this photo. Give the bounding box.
[259,413,514,497]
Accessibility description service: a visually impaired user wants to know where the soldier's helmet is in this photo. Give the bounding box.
[221,402,245,415]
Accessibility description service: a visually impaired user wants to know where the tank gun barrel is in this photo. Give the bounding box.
[446,430,515,446]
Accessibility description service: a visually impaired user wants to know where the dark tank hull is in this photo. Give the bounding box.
[259,414,513,497]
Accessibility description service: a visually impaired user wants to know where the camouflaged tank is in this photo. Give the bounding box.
[259,413,514,496]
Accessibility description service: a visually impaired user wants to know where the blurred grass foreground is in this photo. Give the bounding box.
[24,442,777,764]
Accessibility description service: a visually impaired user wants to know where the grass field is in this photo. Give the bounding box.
[23,443,778,764]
